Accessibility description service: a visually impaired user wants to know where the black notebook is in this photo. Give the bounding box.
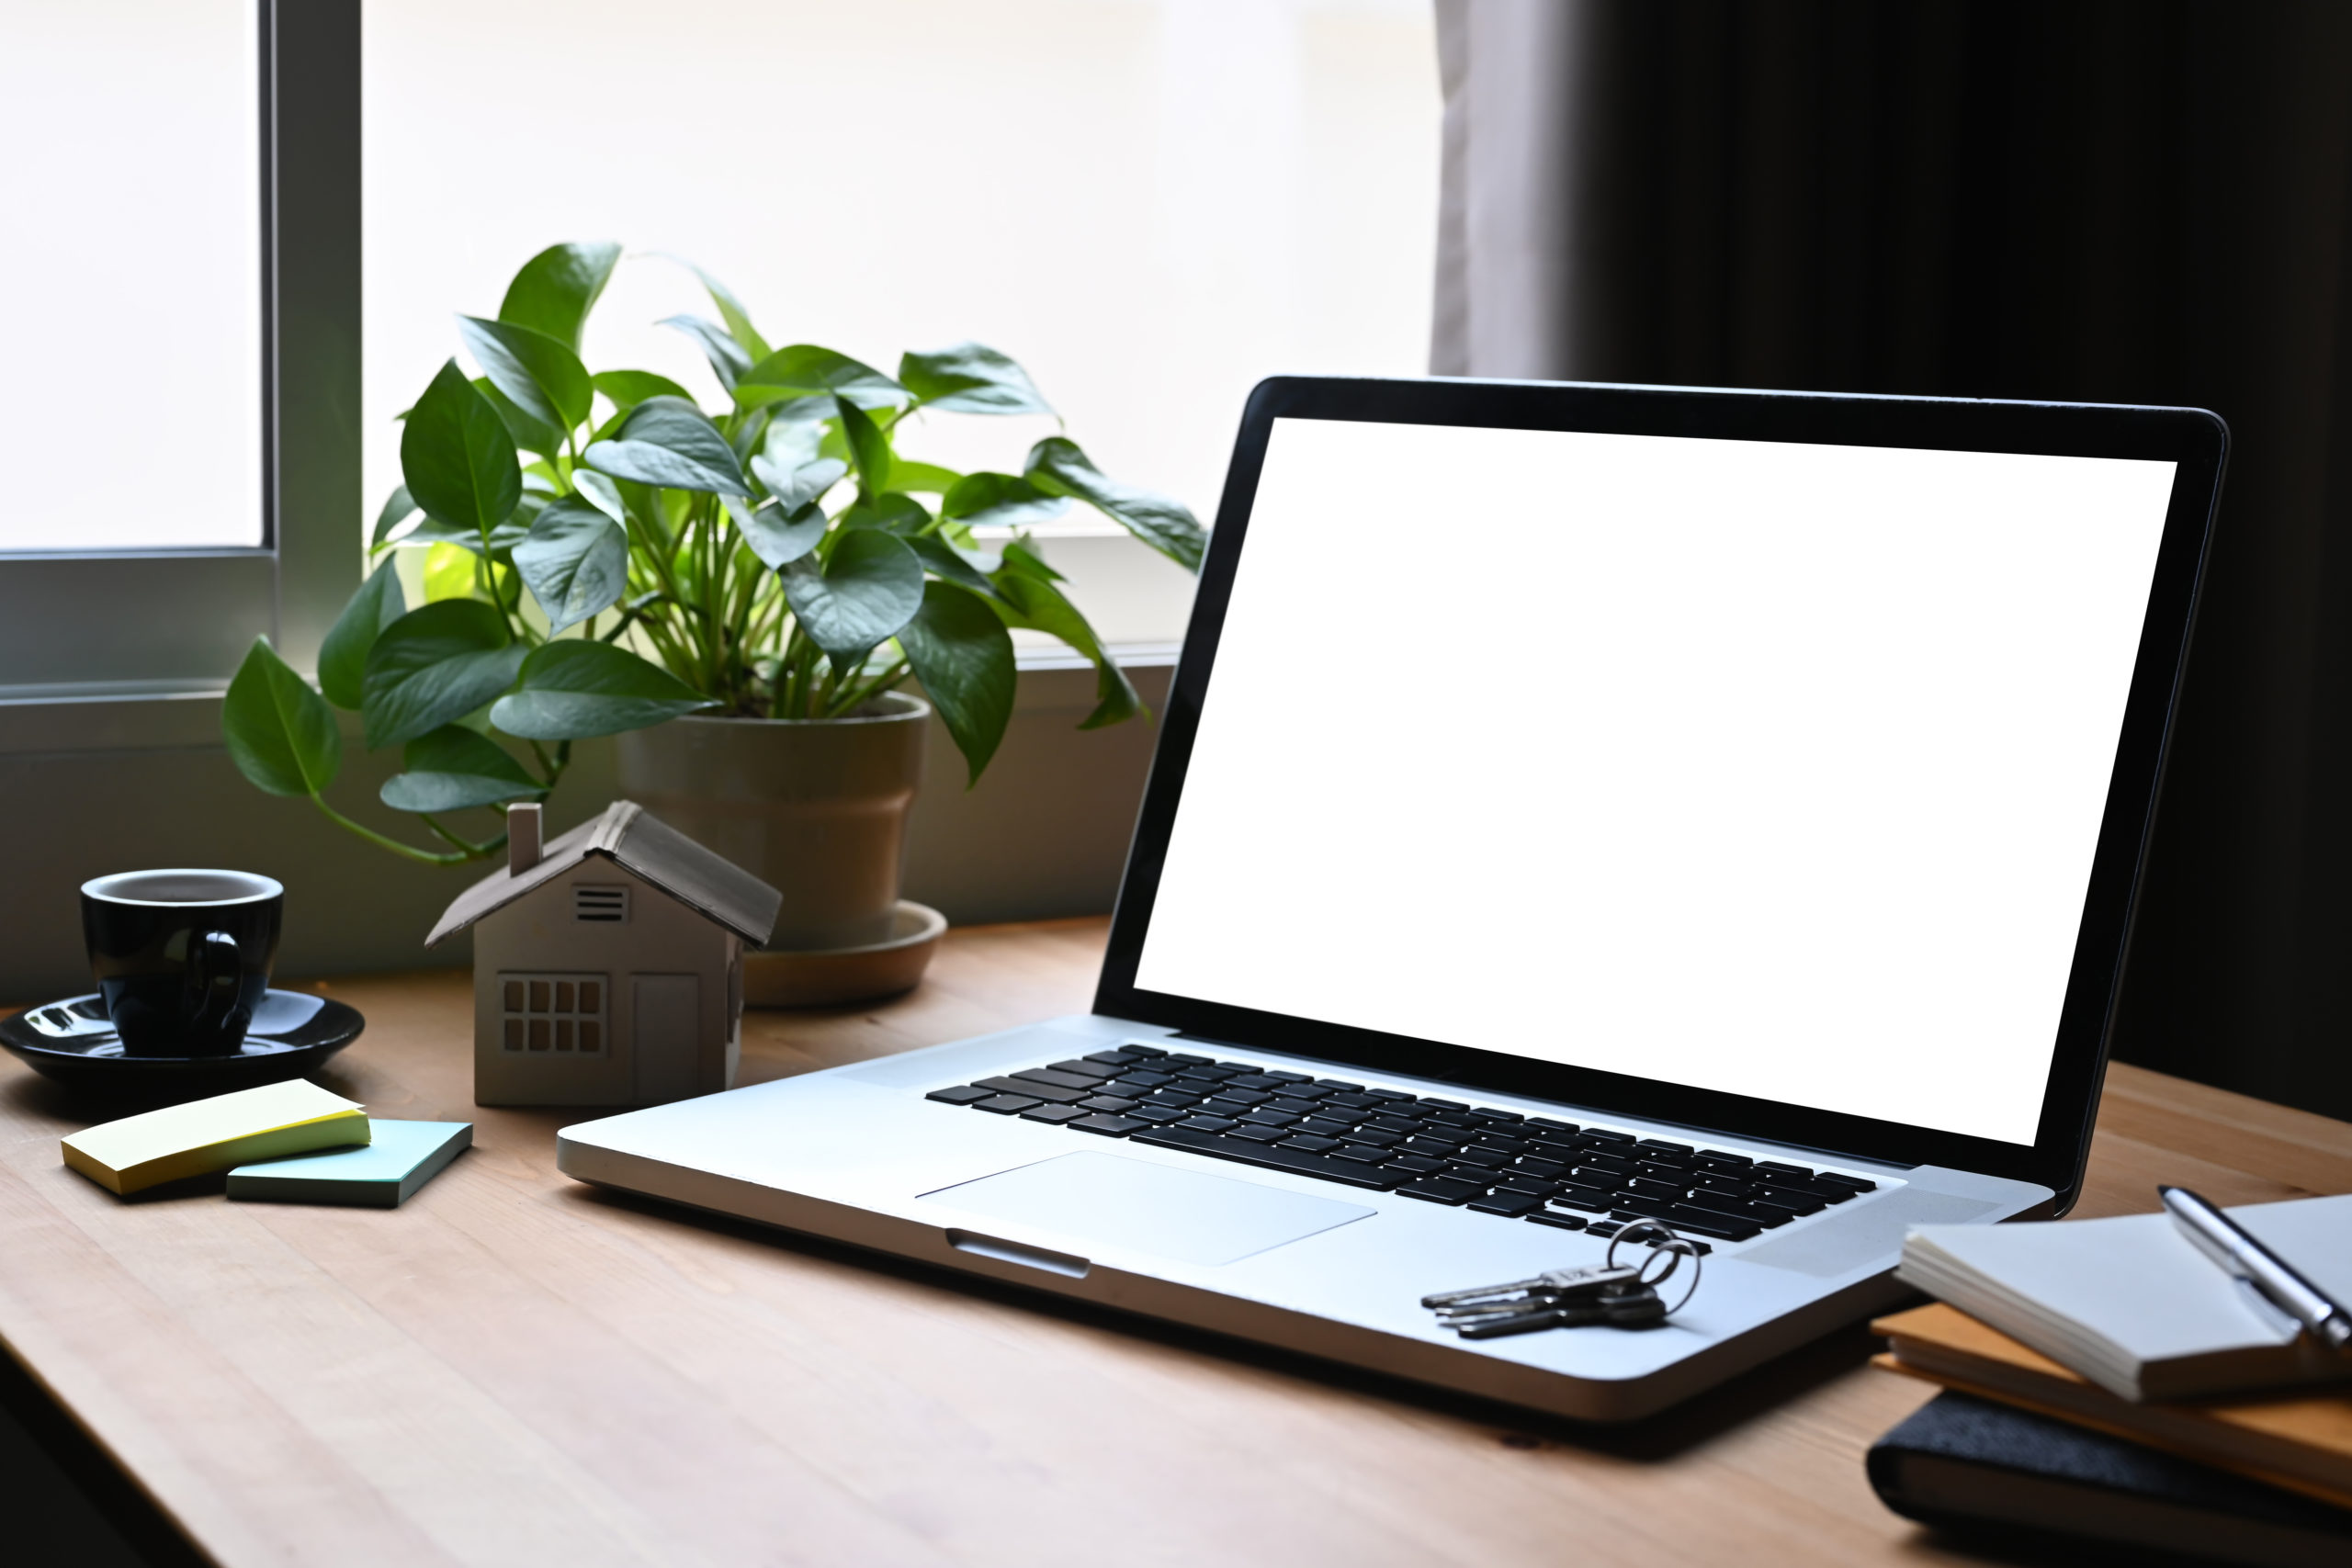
[1869,1392,2352,1568]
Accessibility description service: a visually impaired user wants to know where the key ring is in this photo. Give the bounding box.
[1605,1220,1703,1316]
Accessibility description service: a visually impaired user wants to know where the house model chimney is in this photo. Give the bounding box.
[508,802,543,875]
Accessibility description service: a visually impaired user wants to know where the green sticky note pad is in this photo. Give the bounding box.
[227,1120,472,1208]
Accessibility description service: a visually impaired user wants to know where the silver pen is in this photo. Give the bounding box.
[2159,1185,2352,1351]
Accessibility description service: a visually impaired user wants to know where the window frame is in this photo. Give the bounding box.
[0,0,357,702]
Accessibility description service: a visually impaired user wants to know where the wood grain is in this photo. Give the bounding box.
[2,918,2346,1567]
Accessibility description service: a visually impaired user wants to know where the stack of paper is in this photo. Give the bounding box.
[1897,1194,2352,1401]
[62,1079,368,1196]
[228,1120,471,1208]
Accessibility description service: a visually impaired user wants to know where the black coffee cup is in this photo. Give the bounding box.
[80,870,283,1056]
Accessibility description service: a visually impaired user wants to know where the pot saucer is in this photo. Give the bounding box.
[0,988,365,1102]
[744,899,947,1008]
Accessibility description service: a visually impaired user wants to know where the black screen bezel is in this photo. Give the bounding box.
[1092,377,2226,1206]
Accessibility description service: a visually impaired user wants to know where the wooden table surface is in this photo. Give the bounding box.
[5,917,2351,1568]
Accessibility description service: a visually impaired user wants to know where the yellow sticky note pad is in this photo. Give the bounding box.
[62,1079,368,1195]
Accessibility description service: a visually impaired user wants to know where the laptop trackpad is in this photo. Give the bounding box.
[921,1151,1374,1267]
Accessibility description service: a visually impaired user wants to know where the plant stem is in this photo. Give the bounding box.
[309,795,499,864]
[826,659,909,717]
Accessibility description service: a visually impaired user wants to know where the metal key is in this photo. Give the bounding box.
[1419,1263,1645,1311]
[1453,1285,1668,1339]
[1434,1276,1652,1325]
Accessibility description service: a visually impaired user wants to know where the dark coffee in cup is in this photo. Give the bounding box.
[80,870,283,1056]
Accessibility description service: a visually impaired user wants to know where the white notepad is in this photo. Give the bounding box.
[1900,1193,2352,1401]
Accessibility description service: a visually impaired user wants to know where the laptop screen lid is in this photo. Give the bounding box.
[1093,378,2225,1205]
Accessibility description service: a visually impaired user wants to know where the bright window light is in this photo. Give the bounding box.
[0,2,264,552]
[363,0,1439,643]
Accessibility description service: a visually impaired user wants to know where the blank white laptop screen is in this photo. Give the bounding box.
[1134,417,2179,1145]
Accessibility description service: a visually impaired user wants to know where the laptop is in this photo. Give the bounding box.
[558,377,2227,1422]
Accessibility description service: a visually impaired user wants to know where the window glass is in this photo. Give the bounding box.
[0,2,264,551]
[363,0,1438,643]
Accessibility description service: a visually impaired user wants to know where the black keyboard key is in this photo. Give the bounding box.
[1586,1221,1624,1237]
[926,1086,993,1105]
[1364,1087,1417,1102]
[1752,1188,1827,1216]
[1112,1070,1173,1090]
[1223,1074,1286,1091]
[1216,1089,1272,1107]
[1388,1153,1448,1176]
[1515,1156,1570,1180]
[1148,1087,1208,1105]
[1680,1194,1782,1228]
[1779,1177,1861,1202]
[1323,1092,1382,1111]
[1020,1103,1088,1124]
[974,1094,1040,1114]
[1623,1177,1687,1201]
[1296,1117,1354,1138]
[1120,1043,1169,1057]
[1365,1115,1419,1135]
[1282,1134,1342,1154]
[1239,1108,1301,1127]
[1634,1161,1692,1184]
[1163,1052,1213,1066]
[1080,1095,1139,1114]
[1661,1206,1761,1242]
[1467,1109,1525,1127]
[1340,1128,1401,1149]
[1636,1139,1693,1158]
[1450,1147,1508,1171]
[1126,1104,1185,1124]
[1416,1098,1466,1111]
[979,1075,1088,1104]
[1524,1138,1584,1162]
[1396,1177,1486,1206]
[1130,1125,1407,1190]
[1695,1150,1751,1168]
[1580,1127,1635,1145]
[1549,1189,1613,1213]
[1048,1058,1117,1080]
[1266,1097,1320,1117]
[1173,1065,1235,1083]
[1082,1049,1144,1067]
[1313,1077,1366,1091]
[1012,1067,1100,1092]
[1282,1082,1336,1100]
[1490,1174,1559,1198]
[1526,1210,1588,1232]
[1691,1175,1758,1198]
[1753,1160,1815,1179]
[1403,1136,1464,1159]
[1197,1098,1256,1118]
[1577,1154,1637,1177]
[1328,1144,1390,1166]
[1526,1118,1580,1134]
[1228,1124,1288,1144]
[1418,1110,1476,1130]
[1071,1114,1145,1137]
[1178,1115,1238,1134]
[1467,1192,1542,1217]
[1814,1171,1877,1192]
[1263,1069,1313,1083]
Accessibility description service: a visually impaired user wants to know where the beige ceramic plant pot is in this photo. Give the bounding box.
[614,694,942,1004]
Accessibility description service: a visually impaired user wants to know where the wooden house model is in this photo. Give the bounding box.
[426,801,782,1108]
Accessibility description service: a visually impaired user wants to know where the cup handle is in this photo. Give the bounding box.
[187,929,244,1034]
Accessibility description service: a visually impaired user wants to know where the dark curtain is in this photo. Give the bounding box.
[1434,0,2352,1118]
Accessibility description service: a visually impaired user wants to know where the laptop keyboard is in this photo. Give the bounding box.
[923,1043,1879,1247]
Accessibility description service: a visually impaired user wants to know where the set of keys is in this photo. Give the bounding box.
[1420,1222,1702,1339]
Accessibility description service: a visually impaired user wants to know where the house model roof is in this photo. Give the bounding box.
[424,801,783,949]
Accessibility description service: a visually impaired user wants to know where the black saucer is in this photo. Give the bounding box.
[0,989,365,1101]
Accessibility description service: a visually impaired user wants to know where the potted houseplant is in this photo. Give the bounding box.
[223,242,1202,992]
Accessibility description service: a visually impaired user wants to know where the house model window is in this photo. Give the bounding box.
[427,801,783,1108]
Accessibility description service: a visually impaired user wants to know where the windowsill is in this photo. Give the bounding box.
[0,645,1184,756]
